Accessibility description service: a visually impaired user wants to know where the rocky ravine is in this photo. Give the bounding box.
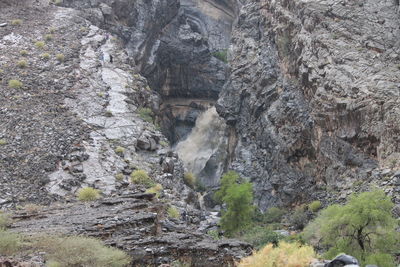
[217,0,400,210]
[0,1,251,265]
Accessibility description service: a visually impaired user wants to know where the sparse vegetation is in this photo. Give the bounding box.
[8,79,23,89]
[159,140,169,147]
[0,230,21,255]
[195,179,206,192]
[33,235,130,267]
[239,226,284,249]
[0,213,10,229]
[54,0,63,6]
[77,187,101,202]
[42,53,51,60]
[48,27,56,34]
[130,169,154,187]
[238,241,316,267]
[35,41,46,49]
[262,207,285,224]
[45,34,53,41]
[115,173,124,181]
[167,205,180,219]
[0,139,7,145]
[56,53,65,62]
[308,200,322,212]
[290,208,308,230]
[207,229,220,240]
[20,50,28,56]
[145,184,163,197]
[137,107,153,123]
[105,110,113,117]
[114,146,125,154]
[11,19,22,26]
[212,49,228,63]
[17,59,27,68]
[183,172,196,188]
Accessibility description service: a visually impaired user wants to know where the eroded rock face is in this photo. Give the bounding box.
[217,0,400,209]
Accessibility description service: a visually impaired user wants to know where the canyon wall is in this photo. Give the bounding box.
[217,0,400,210]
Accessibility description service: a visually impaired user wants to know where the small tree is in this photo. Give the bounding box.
[220,182,254,236]
[303,190,399,266]
[214,170,240,204]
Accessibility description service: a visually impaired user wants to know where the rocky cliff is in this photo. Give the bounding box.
[217,0,400,210]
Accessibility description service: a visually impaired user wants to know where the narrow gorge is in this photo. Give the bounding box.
[0,0,399,266]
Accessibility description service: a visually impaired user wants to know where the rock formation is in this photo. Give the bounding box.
[217,0,400,210]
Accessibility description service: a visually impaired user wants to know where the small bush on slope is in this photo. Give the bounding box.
[33,235,130,267]
[77,187,101,202]
[0,230,21,255]
[130,169,154,187]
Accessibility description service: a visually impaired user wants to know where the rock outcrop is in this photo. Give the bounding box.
[12,191,251,266]
[217,0,400,209]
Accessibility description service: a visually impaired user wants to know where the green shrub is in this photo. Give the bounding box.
[20,50,28,56]
[264,207,285,223]
[8,79,23,89]
[47,261,62,267]
[45,34,53,41]
[11,19,22,26]
[195,179,206,192]
[160,140,169,147]
[42,53,51,60]
[114,146,125,154]
[105,110,113,117]
[214,170,240,203]
[34,235,130,267]
[0,139,6,145]
[137,107,153,123]
[303,190,399,265]
[0,213,10,229]
[167,206,180,219]
[220,182,254,236]
[115,173,124,181]
[48,27,56,34]
[365,253,396,267]
[145,184,163,197]
[0,230,21,255]
[77,187,101,202]
[35,41,45,49]
[183,172,196,188]
[290,209,308,230]
[239,226,284,249]
[17,59,27,68]
[56,53,65,62]
[207,229,220,240]
[54,0,63,6]
[308,201,321,212]
[238,241,316,267]
[212,49,228,63]
[130,169,153,187]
